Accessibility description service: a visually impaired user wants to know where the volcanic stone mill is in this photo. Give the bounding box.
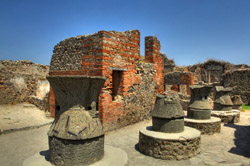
[47,76,106,166]
[184,84,221,135]
[139,92,201,160]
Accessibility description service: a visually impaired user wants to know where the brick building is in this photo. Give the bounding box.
[49,30,164,130]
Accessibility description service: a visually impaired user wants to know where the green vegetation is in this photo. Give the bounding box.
[242,104,250,111]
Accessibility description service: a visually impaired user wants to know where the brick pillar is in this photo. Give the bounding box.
[145,36,161,63]
[145,36,164,94]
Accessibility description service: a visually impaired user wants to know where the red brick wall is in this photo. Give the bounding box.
[145,36,164,94]
[97,30,141,129]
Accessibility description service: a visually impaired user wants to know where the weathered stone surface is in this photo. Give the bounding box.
[151,93,184,119]
[232,95,243,110]
[184,117,221,135]
[49,135,104,166]
[152,117,184,133]
[160,53,175,73]
[188,84,212,110]
[23,145,128,166]
[48,110,104,140]
[211,110,240,123]
[47,75,106,165]
[165,60,249,108]
[116,63,157,130]
[187,84,212,120]
[187,109,211,120]
[47,76,106,118]
[164,72,193,85]
[214,86,233,111]
[188,60,235,84]
[223,68,250,103]
[139,126,201,160]
[0,60,49,108]
[151,92,185,133]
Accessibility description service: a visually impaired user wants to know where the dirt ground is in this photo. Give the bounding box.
[0,104,250,166]
[0,103,53,134]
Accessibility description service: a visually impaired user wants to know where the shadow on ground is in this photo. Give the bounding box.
[224,123,250,158]
[40,149,50,161]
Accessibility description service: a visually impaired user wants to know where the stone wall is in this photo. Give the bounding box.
[115,63,156,129]
[160,53,175,74]
[49,30,164,131]
[0,60,50,110]
[188,60,236,84]
[223,69,250,103]
[164,72,194,95]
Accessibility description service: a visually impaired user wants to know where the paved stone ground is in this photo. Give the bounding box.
[0,104,250,166]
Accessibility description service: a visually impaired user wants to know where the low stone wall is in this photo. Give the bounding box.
[0,60,49,110]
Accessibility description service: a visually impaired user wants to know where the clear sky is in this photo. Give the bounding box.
[0,0,249,66]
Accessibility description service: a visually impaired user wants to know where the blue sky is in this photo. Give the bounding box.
[0,0,249,66]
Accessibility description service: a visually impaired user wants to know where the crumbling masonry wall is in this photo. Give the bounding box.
[0,60,50,110]
[223,69,250,103]
[49,30,164,130]
[164,72,194,95]
[145,36,164,94]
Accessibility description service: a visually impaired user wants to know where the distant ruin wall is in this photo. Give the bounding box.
[223,69,250,103]
[164,72,194,95]
[0,60,50,110]
[188,60,236,84]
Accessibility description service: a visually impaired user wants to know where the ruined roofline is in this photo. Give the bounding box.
[57,29,140,43]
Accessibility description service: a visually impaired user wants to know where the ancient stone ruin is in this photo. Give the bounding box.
[211,86,240,123]
[184,84,221,134]
[162,59,250,110]
[47,76,106,165]
[48,30,164,131]
[0,60,50,110]
[139,92,201,160]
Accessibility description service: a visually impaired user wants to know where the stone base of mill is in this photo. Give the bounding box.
[184,117,221,135]
[48,135,104,166]
[23,145,128,166]
[138,126,201,160]
[211,110,240,123]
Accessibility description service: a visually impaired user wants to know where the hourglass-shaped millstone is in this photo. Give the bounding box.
[214,86,233,111]
[151,93,185,133]
[47,75,106,166]
[187,84,212,120]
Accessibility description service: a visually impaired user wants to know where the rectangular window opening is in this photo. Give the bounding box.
[112,70,123,100]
